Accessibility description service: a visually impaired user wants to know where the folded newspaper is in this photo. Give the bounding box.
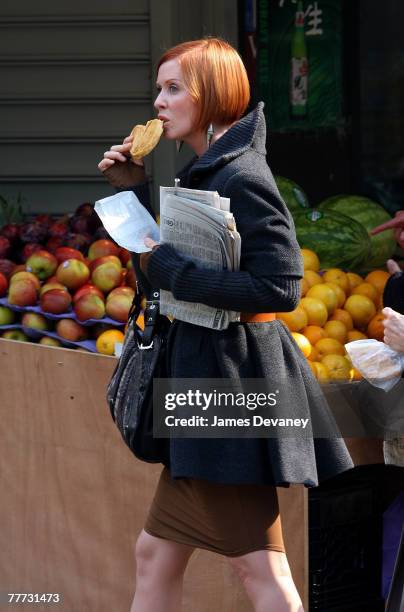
[159,186,241,330]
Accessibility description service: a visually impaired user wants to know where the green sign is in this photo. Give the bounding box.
[258,0,344,131]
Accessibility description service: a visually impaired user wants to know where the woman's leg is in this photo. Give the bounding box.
[227,549,304,612]
[130,529,195,612]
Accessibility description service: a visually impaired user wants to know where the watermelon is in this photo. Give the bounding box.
[318,195,396,270]
[293,209,372,271]
[274,176,310,214]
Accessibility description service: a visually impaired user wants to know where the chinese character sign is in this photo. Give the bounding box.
[258,0,343,131]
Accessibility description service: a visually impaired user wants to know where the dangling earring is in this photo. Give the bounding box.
[176,140,184,153]
[206,123,214,148]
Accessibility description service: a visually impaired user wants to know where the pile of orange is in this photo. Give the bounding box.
[277,248,390,383]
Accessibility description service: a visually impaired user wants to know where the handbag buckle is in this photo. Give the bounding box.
[137,338,154,350]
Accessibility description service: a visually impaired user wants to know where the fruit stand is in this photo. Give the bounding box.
[0,338,389,612]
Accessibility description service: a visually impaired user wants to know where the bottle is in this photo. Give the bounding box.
[290,0,308,119]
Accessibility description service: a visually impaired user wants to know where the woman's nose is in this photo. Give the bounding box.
[154,91,166,111]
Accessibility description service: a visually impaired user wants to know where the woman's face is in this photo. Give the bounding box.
[154,59,198,144]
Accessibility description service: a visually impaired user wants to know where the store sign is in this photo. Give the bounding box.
[257,0,343,131]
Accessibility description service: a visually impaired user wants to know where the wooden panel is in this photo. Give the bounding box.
[0,339,306,611]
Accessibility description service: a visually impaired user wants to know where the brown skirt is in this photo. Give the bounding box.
[144,467,285,557]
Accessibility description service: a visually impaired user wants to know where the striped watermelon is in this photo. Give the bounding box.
[274,176,310,214]
[293,209,371,271]
[318,195,396,270]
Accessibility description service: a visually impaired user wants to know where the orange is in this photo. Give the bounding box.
[96,329,125,356]
[307,345,320,362]
[321,354,353,381]
[350,367,363,381]
[300,277,309,297]
[300,297,328,326]
[365,269,390,294]
[302,324,328,345]
[306,284,338,315]
[367,312,385,341]
[323,320,348,344]
[344,294,376,328]
[304,270,323,287]
[291,332,312,358]
[310,361,330,383]
[351,282,379,305]
[322,268,349,293]
[329,308,354,331]
[324,281,346,308]
[346,272,363,293]
[277,307,308,332]
[315,337,345,358]
[347,330,368,342]
[301,248,320,272]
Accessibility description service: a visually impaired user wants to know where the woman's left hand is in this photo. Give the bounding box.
[139,237,160,276]
[383,307,404,352]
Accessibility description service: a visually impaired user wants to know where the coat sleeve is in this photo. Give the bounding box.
[146,169,303,313]
[383,272,404,315]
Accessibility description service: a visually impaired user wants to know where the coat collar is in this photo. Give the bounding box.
[177,102,266,182]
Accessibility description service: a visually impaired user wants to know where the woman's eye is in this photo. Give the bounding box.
[169,84,178,93]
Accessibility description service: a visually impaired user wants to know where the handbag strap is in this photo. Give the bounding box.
[127,284,161,349]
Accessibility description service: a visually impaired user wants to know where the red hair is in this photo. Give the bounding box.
[157,38,250,131]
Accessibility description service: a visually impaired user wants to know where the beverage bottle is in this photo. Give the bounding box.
[290,0,308,118]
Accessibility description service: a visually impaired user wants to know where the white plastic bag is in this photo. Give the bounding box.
[94,191,160,253]
[345,339,404,392]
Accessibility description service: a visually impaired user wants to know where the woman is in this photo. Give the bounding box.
[99,38,353,612]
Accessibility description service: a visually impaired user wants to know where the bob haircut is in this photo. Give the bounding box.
[157,38,250,132]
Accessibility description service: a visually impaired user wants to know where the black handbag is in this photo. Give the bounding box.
[107,285,171,464]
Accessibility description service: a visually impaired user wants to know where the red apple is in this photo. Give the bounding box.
[26,250,58,280]
[0,259,16,279]
[22,243,42,261]
[35,214,53,228]
[119,248,132,266]
[46,236,65,253]
[0,272,8,297]
[126,265,137,290]
[0,236,11,259]
[91,261,122,293]
[88,239,120,261]
[65,232,92,252]
[21,312,50,331]
[10,264,26,275]
[0,223,20,244]
[10,271,41,291]
[0,306,15,325]
[39,282,68,298]
[39,336,61,347]
[8,279,38,307]
[73,283,104,303]
[88,255,122,274]
[54,246,84,264]
[40,288,72,314]
[48,221,69,238]
[74,294,105,321]
[105,287,135,322]
[56,259,90,291]
[119,269,127,286]
[1,330,29,342]
[55,318,89,342]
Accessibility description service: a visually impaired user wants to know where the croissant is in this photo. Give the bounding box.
[130,119,163,160]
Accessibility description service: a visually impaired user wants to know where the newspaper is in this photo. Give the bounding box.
[159,186,241,330]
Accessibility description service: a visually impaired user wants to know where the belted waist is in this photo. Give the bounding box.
[239,312,276,323]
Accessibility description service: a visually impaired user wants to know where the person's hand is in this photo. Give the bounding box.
[382,307,404,352]
[370,211,404,249]
[386,259,402,275]
[139,237,160,276]
[98,135,146,188]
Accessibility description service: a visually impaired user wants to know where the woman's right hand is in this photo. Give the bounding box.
[98,135,146,188]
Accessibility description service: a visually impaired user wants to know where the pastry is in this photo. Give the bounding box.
[130,119,163,160]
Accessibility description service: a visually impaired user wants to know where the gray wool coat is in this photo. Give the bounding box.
[135,102,354,487]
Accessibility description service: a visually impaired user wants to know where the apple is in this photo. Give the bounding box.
[65,232,92,252]
[119,269,127,286]
[91,261,122,293]
[22,243,42,261]
[0,306,15,325]
[8,279,38,306]
[54,246,84,263]
[40,288,72,314]
[119,248,132,266]
[0,259,16,279]
[19,222,48,244]
[39,282,68,298]
[88,255,122,274]
[0,223,20,244]
[0,272,8,297]
[1,330,29,342]
[74,294,105,321]
[105,287,135,322]
[126,264,137,290]
[39,336,61,347]
[56,259,90,291]
[21,312,50,331]
[0,236,11,259]
[10,271,41,291]
[88,239,120,261]
[48,220,69,238]
[55,318,89,342]
[46,236,65,253]
[26,250,58,280]
[73,283,104,303]
[10,264,25,275]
